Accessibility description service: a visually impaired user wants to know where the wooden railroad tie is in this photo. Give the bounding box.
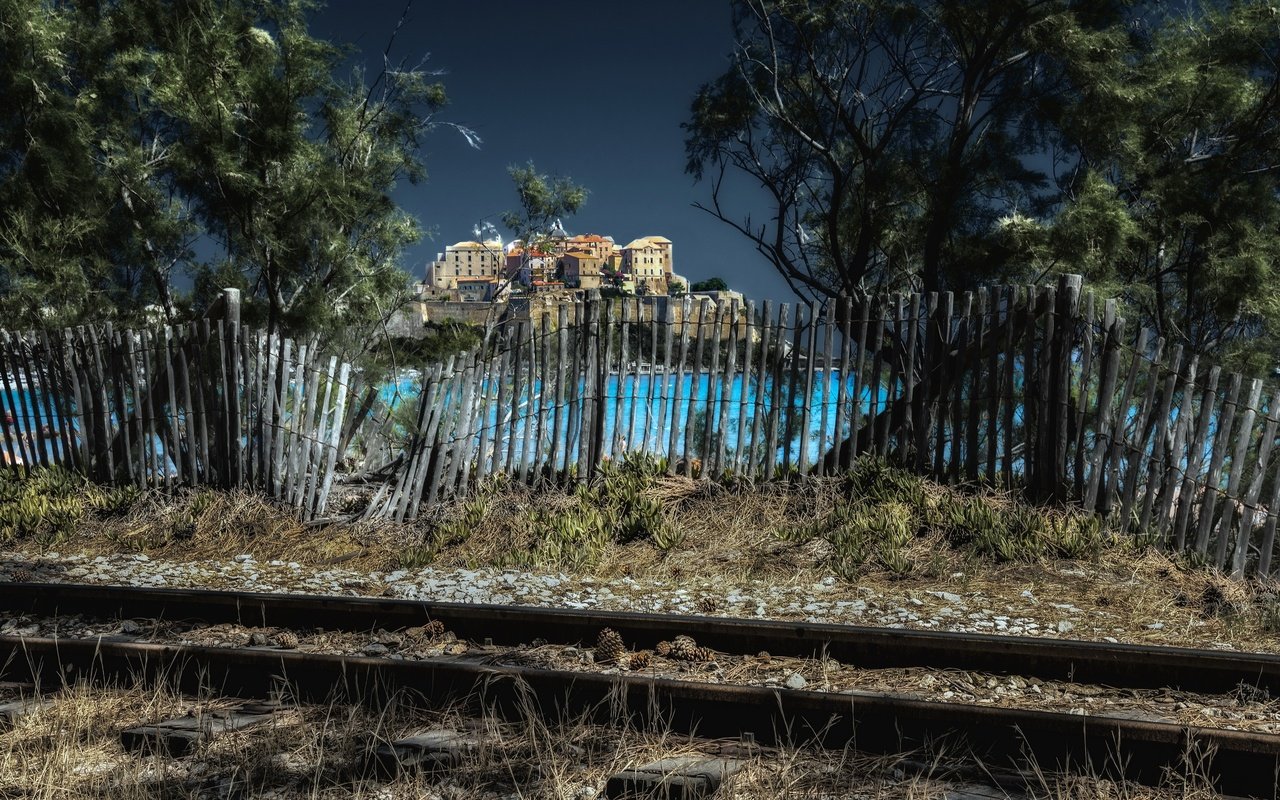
[369,728,480,779]
[120,699,291,757]
[0,683,52,730]
[605,755,746,799]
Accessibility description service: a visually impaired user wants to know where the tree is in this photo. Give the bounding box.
[669,280,687,297]
[684,0,1132,299]
[0,0,468,351]
[1019,2,1280,371]
[499,161,587,290]
[690,277,729,292]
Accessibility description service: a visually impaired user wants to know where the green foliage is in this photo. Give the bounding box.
[685,0,1131,297]
[688,0,1280,367]
[0,0,462,346]
[0,467,138,546]
[689,277,729,292]
[500,161,588,289]
[778,455,1111,578]
[668,280,687,297]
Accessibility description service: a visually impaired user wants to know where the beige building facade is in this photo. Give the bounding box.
[430,240,505,289]
[562,251,604,290]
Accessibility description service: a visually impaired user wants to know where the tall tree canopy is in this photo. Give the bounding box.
[687,0,1280,368]
[0,0,463,346]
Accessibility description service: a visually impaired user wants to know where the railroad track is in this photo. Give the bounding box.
[0,581,1278,798]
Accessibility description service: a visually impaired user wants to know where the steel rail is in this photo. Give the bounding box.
[0,581,1276,697]
[0,634,1277,799]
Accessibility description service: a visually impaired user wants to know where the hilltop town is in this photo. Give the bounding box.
[419,227,692,303]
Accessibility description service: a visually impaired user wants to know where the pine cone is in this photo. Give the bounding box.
[9,568,32,583]
[670,635,712,662]
[406,620,447,641]
[595,628,627,666]
[275,631,300,649]
[696,597,719,614]
[628,650,651,671]
[655,640,673,657]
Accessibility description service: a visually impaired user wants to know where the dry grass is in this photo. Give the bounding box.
[6,461,1280,653]
[0,672,1233,799]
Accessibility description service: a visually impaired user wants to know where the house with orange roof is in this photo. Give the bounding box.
[561,250,604,290]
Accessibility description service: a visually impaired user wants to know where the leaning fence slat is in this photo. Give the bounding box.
[1234,384,1280,576]
[490,324,515,478]
[402,363,447,521]
[652,300,674,467]
[913,293,937,475]
[552,303,570,475]
[315,361,352,518]
[446,354,482,500]
[826,299,844,468]
[701,300,725,473]
[586,298,607,477]
[1032,288,1054,496]
[1117,338,1168,532]
[0,336,31,473]
[142,328,167,486]
[11,334,49,470]
[666,298,692,474]
[1173,366,1221,551]
[734,301,756,476]
[1052,276,1081,501]
[868,299,889,460]
[303,356,338,513]
[682,299,710,476]
[1072,291,1096,497]
[640,300,659,455]
[89,326,118,483]
[765,304,789,478]
[830,298,852,475]
[258,333,277,492]
[1137,346,1184,535]
[103,330,133,483]
[281,340,308,502]
[33,332,65,467]
[797,302,817,475]
[998,288,1018,486]
[425,360,464,507]
[175,329,200,485]
[964,290,984,481]
[66,331,92,473]
[1154,357,1197,542]
[1083,304,1124,510]
[780,303,803,474]
[612,300,630,458]
[505,321,527,478]
[268,337,291,493]
[714,302,738,478]
[297,340,326,506]
[945,292,970,480]
[519,320,539,484]
[1193,372,1243,556]
[1213,377,1262,569]
[1100,327,1150,514]
[625,299,644,458]
[931,294,954,477]
[530,313,553,483]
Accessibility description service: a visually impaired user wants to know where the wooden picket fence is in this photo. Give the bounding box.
[0,290,358,518]
[6,278,1280,576]
[362,276,1280,577]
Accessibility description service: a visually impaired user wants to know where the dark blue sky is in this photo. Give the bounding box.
[313,0,792,302]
